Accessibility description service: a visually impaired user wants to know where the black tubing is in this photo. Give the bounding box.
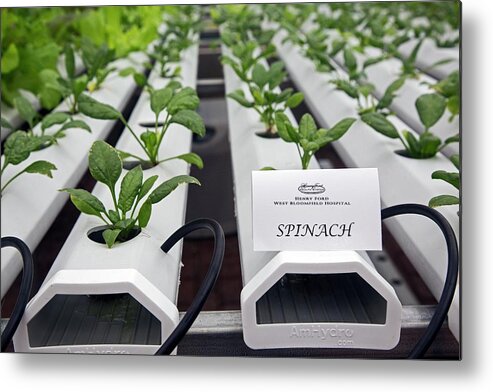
[381,204,459,359]
[1,236,34,351]
[155,218,225,355]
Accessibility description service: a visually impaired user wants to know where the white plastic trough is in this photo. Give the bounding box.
[222,43,402,350]
[13,42,200,354]
[1,51,148,299]
[273,33,460,341]
[326,31,459,158]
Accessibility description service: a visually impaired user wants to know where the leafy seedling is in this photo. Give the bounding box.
[227,61,304,135]
[1,130,57,195]
[61,140,200,248]
[77,84,205,167]
[429,154,460,208]
[275,112,356,169]
[43,44,89,114]
[360,111,458,159]
[1,94,91,150]
[81,39,117,92]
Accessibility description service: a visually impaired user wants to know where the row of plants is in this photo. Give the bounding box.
[260,3,460,209]
[213,5,356,170]
[1,6,204,199]
[57,5,206,248]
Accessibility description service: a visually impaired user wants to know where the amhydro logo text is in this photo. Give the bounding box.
[298,183,326,194]
[290,325,355,346]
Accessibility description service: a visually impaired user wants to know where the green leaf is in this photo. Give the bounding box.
[360,113,399,138]
[150,87,173,116]
[1,43,19,74]
[227,90,253,108]
[13,95,37,129]
[170,110,205,137]
[402,131,421,156]
[419,132,442,157]
[444,133,460,145]
[133,73,147,88]
[60,188,106,217]
[416,93,447,129]
[327,118,356,141]
[4,131,33,165]
[118,165,143,214]
[24,160,57,178]
[103,228,122,248]
[432,170,460,189]
[429,195,459,208]
[64,45,76,79]
[137,201,152,228]
[108,210,120,224]
[140,131,157,151]
[377,77,405,110]
[167,87,199,115]
[137,175,159,202]
[275,112,294,143]
[332,79,359,99]
[252,63,269,89]
[285,92,304,108]
[299,114,317,138]
[447,95,460,117]
[119,67,136,77]
[268,62,286,89]
[41,112,70,131]
[78,94,122,120]
[343,48,357,73]
[173,152,204,169]
[433,71,459,98]
[74,75,89,97]
[60,120,91,133]
[148,175,200,204]
[260,167,276,170]
[88,141,122,189]
[450,154,460,170]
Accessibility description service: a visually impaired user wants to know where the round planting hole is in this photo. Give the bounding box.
[123,160,155,171]
[193,125,216,144]
[394,150,433,160]
[255,130,280,139]
[139,121,166,128]
[87,225,141,245]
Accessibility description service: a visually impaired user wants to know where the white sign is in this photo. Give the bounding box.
[252,168,382,251]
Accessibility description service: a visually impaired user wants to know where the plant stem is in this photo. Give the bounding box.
[109,186,120,220]
[1,168,25,194]
[121,117,154,162]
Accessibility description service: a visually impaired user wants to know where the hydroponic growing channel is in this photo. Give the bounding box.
[1,2,460,359]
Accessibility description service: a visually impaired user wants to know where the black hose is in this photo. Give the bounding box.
[155,218,225,355]
[381,204,459,359]
[1,236,34,351]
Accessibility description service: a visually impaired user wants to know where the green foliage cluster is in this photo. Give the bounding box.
[61,141,200,248]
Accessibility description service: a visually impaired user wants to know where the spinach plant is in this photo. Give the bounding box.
[61,140,200,248]
[45,44,89,114]
[2,94,91,149]
[360,102,458,159]
[77,84,205,167]
[429,154,460,208]
[1,129,57,195]
[274,112,356,169]
[80,40,116,92]
[226,61,304,136]
[426,70,460,121]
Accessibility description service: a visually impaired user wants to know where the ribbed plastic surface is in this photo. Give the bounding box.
[27,294,161,347]
[256,273,387,325]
